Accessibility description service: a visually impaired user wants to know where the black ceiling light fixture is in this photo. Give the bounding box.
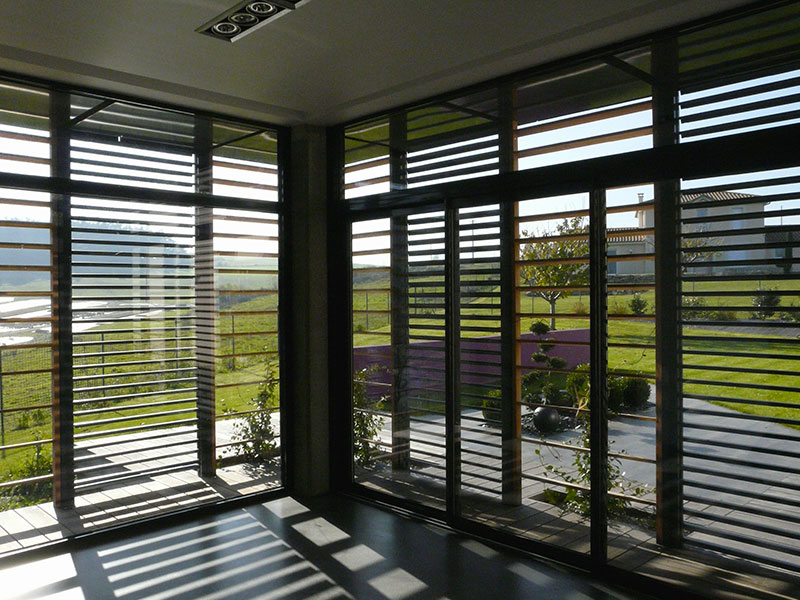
[197,0,303,42]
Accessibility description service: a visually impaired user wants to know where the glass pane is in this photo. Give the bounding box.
[457,204,500,504]
[345,117,390,200]
[455,204,505,510]
[406,90,499,189]
[213,208,281,491]
[0,82,49,178]
[0,188,53,530]
[351,211,447,511]
[70,95,195,192]
[679,167,800,572]
[71,199,199,498]
[605,184,658,564]
[467,192,592,553]
[213,122,278,203]
[515,53,652,171]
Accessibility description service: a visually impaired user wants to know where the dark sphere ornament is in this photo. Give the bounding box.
[533,406,561,433]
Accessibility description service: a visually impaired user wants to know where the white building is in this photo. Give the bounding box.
[609,191,771,275]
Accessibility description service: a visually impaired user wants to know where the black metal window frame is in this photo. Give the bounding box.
[0,73,291,512]
[328,0,800,582]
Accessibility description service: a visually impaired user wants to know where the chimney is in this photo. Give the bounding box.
[637,193,644,202]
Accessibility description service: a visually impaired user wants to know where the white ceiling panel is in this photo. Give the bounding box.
[0,0,754,125]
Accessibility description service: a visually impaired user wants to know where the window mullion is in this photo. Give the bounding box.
[51,89,74,509]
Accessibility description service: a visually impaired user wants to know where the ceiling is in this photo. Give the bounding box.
[0,0,754,126]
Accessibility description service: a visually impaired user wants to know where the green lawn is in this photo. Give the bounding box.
[352,275,800,428]
[0,290,281,486]
[2,272,798,490]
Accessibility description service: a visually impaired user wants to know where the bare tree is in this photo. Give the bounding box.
[519,217,589,330]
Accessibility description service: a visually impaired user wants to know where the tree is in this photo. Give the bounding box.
[519,217,589,330]
[680,237,721,273]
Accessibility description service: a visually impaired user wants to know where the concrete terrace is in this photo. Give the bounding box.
[0,421,281,555]
[2,398,799,598]
[355,397,800,598]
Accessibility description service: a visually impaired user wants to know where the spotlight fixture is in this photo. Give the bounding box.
[197,0,304,43]
[229,13,258,25]
[212,22,241,36]
[247,2,277,16]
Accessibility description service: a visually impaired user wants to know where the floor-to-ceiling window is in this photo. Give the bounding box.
[334,2,800,595]
[0,82,286,552]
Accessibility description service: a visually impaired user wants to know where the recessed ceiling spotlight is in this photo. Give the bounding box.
[197,0,304,43]
[230,13,258,26]
[212,22,241,36]
[247,2,277,16]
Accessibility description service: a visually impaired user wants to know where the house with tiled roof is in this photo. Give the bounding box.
[609,191,768,275]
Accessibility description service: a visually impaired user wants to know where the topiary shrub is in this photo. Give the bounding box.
[542,383,572,412]
[607,376,626,413]
[522,320,574,414]
[529,320,551,336]
[622,377,650,410]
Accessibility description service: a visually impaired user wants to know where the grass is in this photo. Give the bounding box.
[0,289,281,487]
[352,274,800,429]
[1,270,798,493]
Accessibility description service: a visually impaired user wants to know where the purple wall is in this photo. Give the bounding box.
[353,329,590,397]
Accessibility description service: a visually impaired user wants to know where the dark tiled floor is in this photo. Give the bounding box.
[1,494,645,600]
[0,463,280,553]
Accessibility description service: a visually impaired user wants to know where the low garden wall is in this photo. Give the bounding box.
[353,329,590,397]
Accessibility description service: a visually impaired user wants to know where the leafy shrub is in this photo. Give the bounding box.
[608,299,628,315]
[539,424,647,519]
[565,365,589,405]
[15,412,30,430]
[353,365,387,467]
[622,377,650,410]
[752,288,781,319]
[572,300,588,315]
[32,409,47,426]
[780,303,800,323]
[710,309,736,321]
[227,361,279,463]
[0,442,52,510]
[628,294,648,316]
[482,389,501,424]
[682,296,710,320]
[607,377,626,413]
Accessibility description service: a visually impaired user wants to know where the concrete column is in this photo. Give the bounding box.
[288,125,330,495]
